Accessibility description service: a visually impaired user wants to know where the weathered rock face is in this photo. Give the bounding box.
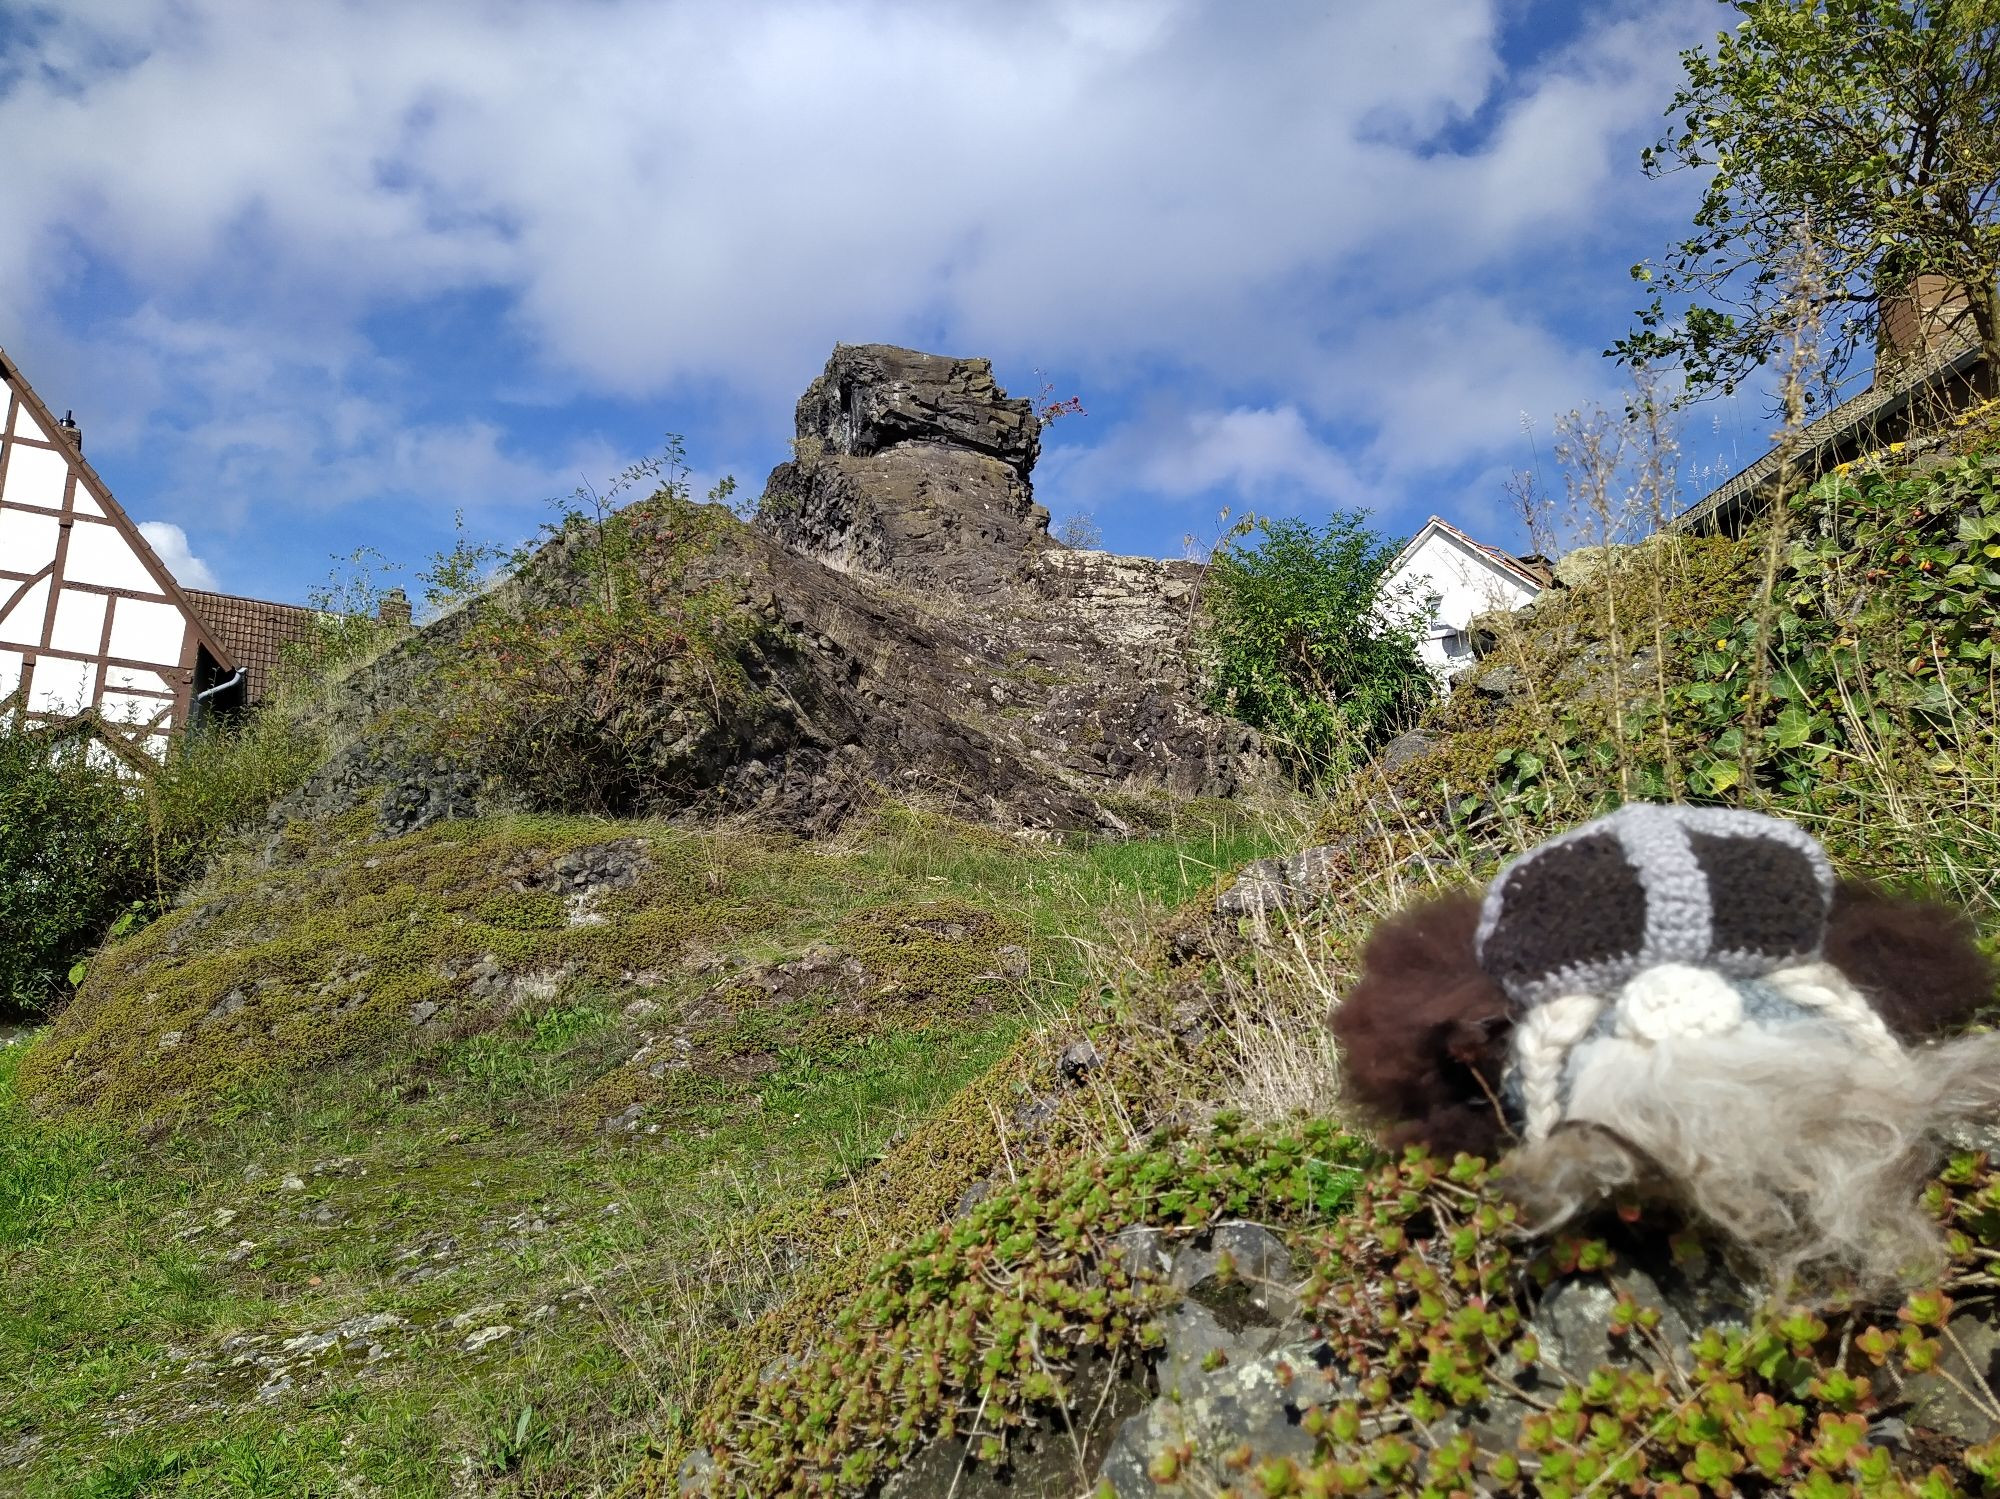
[762,345,1051,594]
[793,343,1040,476]
[282,344,1273,839]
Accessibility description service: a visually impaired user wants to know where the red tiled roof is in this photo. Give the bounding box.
[184,589,319,705]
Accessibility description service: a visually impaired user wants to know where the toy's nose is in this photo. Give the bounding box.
[1613,962,1744,1043]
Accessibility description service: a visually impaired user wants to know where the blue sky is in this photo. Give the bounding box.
[0,0,1785,605]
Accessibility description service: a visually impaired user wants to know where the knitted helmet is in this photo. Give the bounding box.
[1476,804,1897,1141]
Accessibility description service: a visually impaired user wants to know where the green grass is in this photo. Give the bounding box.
[0,800,1293,1496]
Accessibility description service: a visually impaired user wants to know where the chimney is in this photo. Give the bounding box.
[56,409,82,452]
[377,587,412,628]
[1876,272,1975,385]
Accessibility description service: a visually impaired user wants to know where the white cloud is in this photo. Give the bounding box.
[0,0,1723,574]
[137,520,218,589]
[1037,403,1366,541]
[1306,292,1618,477]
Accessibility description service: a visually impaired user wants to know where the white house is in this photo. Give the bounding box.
[0,347,316,760]
[1380,516,1548,679]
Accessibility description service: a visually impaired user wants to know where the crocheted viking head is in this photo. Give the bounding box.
[1332,803,1999,1287]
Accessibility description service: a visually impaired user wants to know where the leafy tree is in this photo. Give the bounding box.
[1200,513,1433,777]
[1616,0,2000,402]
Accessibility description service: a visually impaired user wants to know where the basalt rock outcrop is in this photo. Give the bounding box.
[283,344,1271,839]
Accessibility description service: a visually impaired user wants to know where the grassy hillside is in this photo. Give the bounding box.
[2,801,1286,1496]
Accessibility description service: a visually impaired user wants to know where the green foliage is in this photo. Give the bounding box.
[0,791,1301,1496]
[272,545,403,695]
[417,508,508,622]
[1361,426,2000,910]
[1595,450,2000,810]
[676,1116,1364,1497]
[0,719,143,1014]
[0,701,323,1016]
[432,441,763,814]
[1232,1145,2000,1496]
[1617,0,2000,397]
[1199,513,1434,777]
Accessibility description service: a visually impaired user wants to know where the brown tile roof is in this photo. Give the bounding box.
[184,589,319,705]
[1673,335,1984,535]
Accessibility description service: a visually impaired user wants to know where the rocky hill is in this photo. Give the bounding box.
[285,344,1271,842]
[0,346,1292,1498]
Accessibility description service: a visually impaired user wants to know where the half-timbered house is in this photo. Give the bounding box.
[0,346,313,759]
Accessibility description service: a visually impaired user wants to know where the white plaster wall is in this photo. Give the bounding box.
[106,597,187,667]
[11,404,48,440]
[0,648,20,699]
[105,665,172,694]
[101,690,166,726]
[2,442,71,510]
[27,655,93,713]
[1382,529,1540,680]
[0,577,49,647]
[0,505,59,564]
[49,588,108,654]
[64,519,163,594]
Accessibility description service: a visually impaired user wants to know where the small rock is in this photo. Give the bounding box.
[1899,1311,2000,1442]
[156,1030,185,1052]
[952,1179,994,1219]
[1377,728,1436,772]
[601,1104,646,1133]
[1553,542,1636,589]
[463,1324,515,1353]
[1058,1038,1100,1084]
[279,1174,305,1192]
[204,990,249,1024]
[1107,1226,1173,1276]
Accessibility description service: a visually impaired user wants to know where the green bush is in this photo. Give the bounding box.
[1199,512,1434,777]
[0,704,322,1017]
[0,719,144,1015]
[432,446,759,814]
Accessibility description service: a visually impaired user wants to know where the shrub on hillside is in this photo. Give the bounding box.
[432,447,761,814]
[0,719,143,1014]
[1199,512,1434,777]
[0,705,322,1016]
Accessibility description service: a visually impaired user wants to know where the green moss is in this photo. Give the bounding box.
[630,1116,1364,1498]
[834,898,1019,1014]
[469,891,567,931]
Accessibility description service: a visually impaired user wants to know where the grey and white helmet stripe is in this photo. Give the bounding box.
[1474,804,1835,1009]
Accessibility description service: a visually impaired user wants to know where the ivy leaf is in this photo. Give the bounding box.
[1772,704,1815,750]
[1702,760,1743,793]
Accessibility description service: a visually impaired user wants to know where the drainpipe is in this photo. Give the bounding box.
[189,668,246,732]
[195,668,246,704]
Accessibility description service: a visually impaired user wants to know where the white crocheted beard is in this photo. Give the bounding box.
[1497,974,2000,1292]
[1506,960,1901,1145]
